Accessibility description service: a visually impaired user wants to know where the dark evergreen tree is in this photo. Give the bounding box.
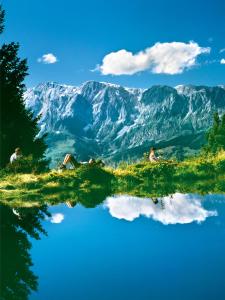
[0,6,47,168]
[174,145,185,161]
[205,112,225,153]
[220,115,225,149]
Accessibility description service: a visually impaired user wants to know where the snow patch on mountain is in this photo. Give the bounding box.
[24,81,225,165]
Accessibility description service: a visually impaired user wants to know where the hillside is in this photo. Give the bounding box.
[24,81,225,166]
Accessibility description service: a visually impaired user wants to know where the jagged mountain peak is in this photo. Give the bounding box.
[175,84,225,95]
[24,81,225,165]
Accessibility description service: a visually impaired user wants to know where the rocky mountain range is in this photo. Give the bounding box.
[24,81,225,166]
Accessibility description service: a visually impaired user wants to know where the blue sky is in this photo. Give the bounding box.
[1,0,225,88]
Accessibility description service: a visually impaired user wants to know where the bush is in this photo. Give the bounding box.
[196,161,215,175]
[142,152,149,161]
[75,164,114,184]
[214,159,225,173]
[133,161,176,179]
[117,161,130,170]
[4,155,49,174]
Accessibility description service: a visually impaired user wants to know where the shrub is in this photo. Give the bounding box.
[214,159,225,173]
[4,155,49,174]
[117,161,130,170]
[196,161,215,175]
[135,161,176,179]
[75,164,114,184]
[142,152,149,161]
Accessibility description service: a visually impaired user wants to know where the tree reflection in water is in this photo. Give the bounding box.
[0,204,50,300]
[0,183,111,300]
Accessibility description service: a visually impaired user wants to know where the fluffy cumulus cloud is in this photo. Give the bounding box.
[50,213,64,224]
[98,42,210,75]
[220,58,225,64]
[104,194,217,225]
[38,53,58,64]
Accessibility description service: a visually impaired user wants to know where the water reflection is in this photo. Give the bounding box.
[49,213,64,223]
[0,205,50,300]
[104,193,218,224]
[1,190,225,300]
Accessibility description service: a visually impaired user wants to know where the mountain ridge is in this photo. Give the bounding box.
[24,81,225,166]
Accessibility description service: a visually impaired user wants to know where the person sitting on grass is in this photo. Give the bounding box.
[149,147,159,162]
[10,147,22,164]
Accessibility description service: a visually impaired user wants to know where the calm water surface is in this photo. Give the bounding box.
[2,193,225,300]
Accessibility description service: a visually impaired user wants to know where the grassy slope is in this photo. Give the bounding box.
[1,151,225,207]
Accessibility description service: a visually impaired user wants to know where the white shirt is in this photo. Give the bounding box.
[149,152,158,162]
[10,153,22,163]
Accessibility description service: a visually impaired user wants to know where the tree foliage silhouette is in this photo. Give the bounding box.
[0,204,50,300]
[0,5,47,168]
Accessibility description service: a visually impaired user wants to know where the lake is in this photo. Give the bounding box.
[1,192,225,300]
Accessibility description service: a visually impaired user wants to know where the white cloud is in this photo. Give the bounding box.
[220,58,225,64]
[104,194,217,225]
[50,213,64,223]
[219,48,225,53]
[38,53,58,64]
[98,42,210,75]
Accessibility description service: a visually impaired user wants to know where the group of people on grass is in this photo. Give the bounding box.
[9,146,160,169]
[9,148,105,169]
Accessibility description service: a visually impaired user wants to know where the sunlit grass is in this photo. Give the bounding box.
[1,151,225,207]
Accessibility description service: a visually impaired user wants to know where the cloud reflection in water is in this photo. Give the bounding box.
[50,213,65,224]
[104,193,217,225]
